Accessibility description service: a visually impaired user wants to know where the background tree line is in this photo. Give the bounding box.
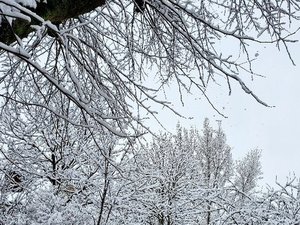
[1,118,299,224]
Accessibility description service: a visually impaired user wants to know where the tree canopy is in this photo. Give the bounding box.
[1,0,300,136]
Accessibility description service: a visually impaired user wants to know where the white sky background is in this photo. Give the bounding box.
[144,31,300,187]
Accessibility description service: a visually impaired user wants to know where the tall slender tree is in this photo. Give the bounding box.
[196,118,233,224]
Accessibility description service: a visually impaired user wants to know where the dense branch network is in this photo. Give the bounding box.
[0,0,300,225]
[0,0,299,136]
[1,1,300,224]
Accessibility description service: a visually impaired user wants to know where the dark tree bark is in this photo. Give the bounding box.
[134,0,145,13]
[0,0,106,45]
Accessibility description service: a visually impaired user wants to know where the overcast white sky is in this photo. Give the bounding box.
[146,32,300,187]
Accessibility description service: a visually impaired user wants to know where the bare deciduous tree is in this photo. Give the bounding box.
[234,149,262,194]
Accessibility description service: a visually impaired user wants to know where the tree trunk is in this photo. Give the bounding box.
[0,0,106,45]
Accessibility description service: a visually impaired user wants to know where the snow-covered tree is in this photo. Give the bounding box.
[1,3,300,222]
[199,119,233,189]
[0,97,132,224]
[222,176,300,225]
[1,113,299,224]
[1,0,300,137]
[1,2,299,222]
[234,149,262,195]
[117,122,235,225]
[124,132,201,224]
[195,118,233,224]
